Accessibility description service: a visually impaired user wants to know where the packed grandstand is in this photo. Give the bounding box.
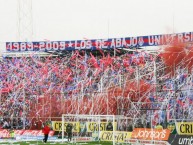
[1,33,193,144]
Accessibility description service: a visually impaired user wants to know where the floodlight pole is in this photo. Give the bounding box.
[17,0,33,129]
[17,0,33,41]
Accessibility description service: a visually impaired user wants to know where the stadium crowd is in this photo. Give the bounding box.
[0,50,193,129]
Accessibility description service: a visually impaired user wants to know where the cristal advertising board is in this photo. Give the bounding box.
[52,121,80,132]
[176,122,193,135]
[6,32,193,52]
[52,121,117,132]
[99,131,132,143]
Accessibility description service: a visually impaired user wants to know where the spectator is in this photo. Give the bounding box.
[2,120,9,129]
[42,123,50,143]
[106,121,113,131]
[155,123,163,129]
[66,123,73,142]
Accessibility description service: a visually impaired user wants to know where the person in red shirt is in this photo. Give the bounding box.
[42,123,50,143]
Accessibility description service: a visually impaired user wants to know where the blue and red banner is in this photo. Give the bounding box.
[6,32,193,52]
